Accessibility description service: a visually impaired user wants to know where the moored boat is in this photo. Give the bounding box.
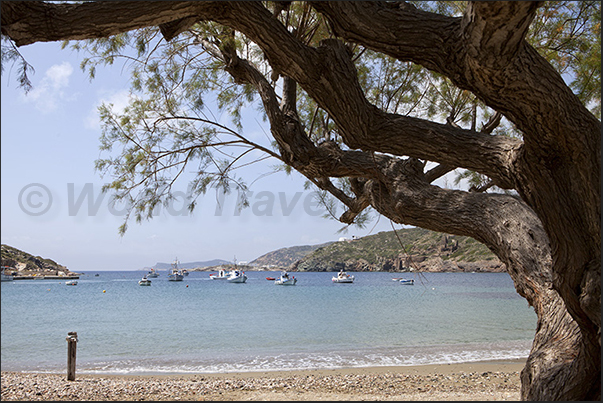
[227,269,247,283]
[274,271,297,285]
[210,269,230,280]
[332,270,354,283]
[168,258,184,281]
[392,277,414,285]
[146,268,159,278]
[138,276,152,286]
[65,280,78,286]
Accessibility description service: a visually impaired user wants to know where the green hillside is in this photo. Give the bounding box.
[250,242,333,268]
[292,228,502,272]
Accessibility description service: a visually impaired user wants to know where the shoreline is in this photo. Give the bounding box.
[2,359,525,401]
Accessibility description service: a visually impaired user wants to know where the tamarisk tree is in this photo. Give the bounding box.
[1,1,600,400]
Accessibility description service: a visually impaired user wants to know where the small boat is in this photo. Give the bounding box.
[94,273,100,277]
[181,269,189,276]
[146,268,159,278]
[227,269,247,283]
[332,270,354,283]
[138,276,152,286]
[168,258,184,281]
[65,280,78,286]
[265,277,276,281]
[210,269,230,280]
[274,271,297,285]
[398,278,414,285]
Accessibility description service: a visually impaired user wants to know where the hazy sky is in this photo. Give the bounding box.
[1,41,414,272]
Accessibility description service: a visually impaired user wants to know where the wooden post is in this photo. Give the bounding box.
[66,332,78,381]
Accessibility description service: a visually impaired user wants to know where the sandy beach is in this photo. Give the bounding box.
[1,360,524,401]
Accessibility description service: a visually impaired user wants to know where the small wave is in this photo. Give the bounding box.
[75,342,530,375]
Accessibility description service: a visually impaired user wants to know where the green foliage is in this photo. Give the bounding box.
[528,1,601,117]
[1,35,34,92]
[74,24,283,231]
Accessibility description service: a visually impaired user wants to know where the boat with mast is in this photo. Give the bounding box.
[168,258,184,281]
[226,256,247,283]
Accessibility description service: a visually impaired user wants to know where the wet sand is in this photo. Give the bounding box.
[1,359,525,401]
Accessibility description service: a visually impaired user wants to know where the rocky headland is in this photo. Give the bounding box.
[289,228,504,273]
[1,244,77,277]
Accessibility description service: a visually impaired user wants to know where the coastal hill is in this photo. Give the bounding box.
[1,244,75,276]
[291,227,504,273]
[250,242,333,268]
[195,228,504,273]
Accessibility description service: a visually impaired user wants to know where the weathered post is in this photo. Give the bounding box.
[66,331,78,381]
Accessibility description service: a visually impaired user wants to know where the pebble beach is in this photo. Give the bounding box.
[1,360,524,401]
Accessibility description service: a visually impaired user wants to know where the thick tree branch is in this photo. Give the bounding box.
[461,2,543,69]
[1,1,221,46]
[309,1,457,74]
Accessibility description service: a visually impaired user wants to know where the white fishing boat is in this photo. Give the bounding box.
[168,258,184,281]
[332,270,354,283]
[146,268,159,278]
[209,268,230,280]
[227,269,247,283]
[275,271,297,285]
[138,276,152,286]
[65,279,78,286]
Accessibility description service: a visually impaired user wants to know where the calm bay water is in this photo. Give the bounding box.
[1,271,536,375]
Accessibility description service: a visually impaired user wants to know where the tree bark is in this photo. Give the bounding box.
[1,1,599,400]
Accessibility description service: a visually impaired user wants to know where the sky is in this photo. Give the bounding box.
[1,41,417,272]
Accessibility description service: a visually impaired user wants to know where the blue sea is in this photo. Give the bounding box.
[1,271,536,375]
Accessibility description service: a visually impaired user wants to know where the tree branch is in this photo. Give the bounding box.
[1,1,223,46]
[461,2,543,69]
